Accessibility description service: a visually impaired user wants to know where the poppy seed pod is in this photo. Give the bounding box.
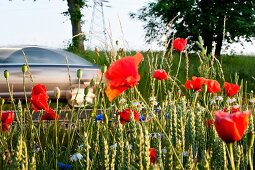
[84,87,89,95]
[22,64,28,73]
[76,69,83,79]
[4,70,9,80]
[1,98,5,106]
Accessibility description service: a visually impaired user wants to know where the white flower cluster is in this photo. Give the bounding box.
[149,133,164,139]
[132,100,145,111]
[149,96,158,106]
[70,153,83,162]
[210,96,224,105]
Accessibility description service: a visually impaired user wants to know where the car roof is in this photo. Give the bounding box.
[0,45,93,66]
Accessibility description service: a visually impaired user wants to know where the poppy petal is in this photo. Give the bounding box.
[104,52,143,101]
[105,85,128,102]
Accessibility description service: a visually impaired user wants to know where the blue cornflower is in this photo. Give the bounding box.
[95,113,104,121]
[58,162,72,170]
[164,114,170,119]
[154,106,161,114]
[139,115,145,121]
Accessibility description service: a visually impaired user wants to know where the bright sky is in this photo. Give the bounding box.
[0,0,254,54]
[0,0,158,51]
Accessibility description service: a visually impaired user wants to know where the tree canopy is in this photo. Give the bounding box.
[131,0,255,56]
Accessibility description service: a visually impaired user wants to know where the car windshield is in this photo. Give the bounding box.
[0,47,93,66]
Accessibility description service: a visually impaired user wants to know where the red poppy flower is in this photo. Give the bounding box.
[185,76,207,92]
[1,111,14,132]
[31,84,48,98]
[31,93,49,111]
[41,108,59,120]
[118,109,140,124]
[2,123,11,132]
[104,52,143,101]
[1,111,14,124]
[30,84,50,111]
[149,148,157,164]
[223,106,240,113]
[204,119,214,128]
[173,38,187,52]
[224,82,240,97]
[153,69,168,80]
[214,110,249,143]
[206,79,221,93]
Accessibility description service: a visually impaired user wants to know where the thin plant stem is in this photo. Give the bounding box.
[5,78,16,111]
[185,51,189,80]
[227,143,236,170]
[175,52,182,78]
[22,72,29,110]
[248,147,253,170]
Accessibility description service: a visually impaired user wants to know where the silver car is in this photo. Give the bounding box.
[0,46,101,106]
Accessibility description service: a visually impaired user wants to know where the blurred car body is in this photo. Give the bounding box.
[0,46,101,106]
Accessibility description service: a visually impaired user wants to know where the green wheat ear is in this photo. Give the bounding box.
[110,139,117,170]
[83,132,90,170]
[29,152,36,170]
[102,136,109,170]
[137,124,144,170]
[123,140,131,169]
[116,122,124,169]
[13,135,28,170]
[129,111,138,169]
[142,125,150,170]
[211,136,227,169]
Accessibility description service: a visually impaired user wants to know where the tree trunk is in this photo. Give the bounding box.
[215,31,223,58]
[202,29,213,55]
[214,15,225,57]
[200,0,213,55]
[214,0,226,58]
[67,0,85,51]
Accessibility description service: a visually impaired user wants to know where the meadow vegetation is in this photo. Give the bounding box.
[0,37,255,169]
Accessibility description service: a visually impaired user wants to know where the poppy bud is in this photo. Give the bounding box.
[95,47,99,56]
[77,69,83,79]
[84,87,89,95]
[1,98,5,106]
[4,70,9,80]
[54,87,61,100]
[90,79,95,87]
[22,64,28,73]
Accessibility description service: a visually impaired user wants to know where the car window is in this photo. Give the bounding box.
[1,47,93,66]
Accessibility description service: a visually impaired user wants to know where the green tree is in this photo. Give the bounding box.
[131,0,255,57]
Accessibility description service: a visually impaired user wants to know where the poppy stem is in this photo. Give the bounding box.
[248,132,254,170]
[175,52,182,78]
[227,143,236,170]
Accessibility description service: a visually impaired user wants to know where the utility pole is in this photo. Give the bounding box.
[88,0,111,50]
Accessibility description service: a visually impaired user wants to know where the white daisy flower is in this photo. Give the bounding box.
[226,98,236,104]
[70,153,83,162]
[110,143,117,149]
